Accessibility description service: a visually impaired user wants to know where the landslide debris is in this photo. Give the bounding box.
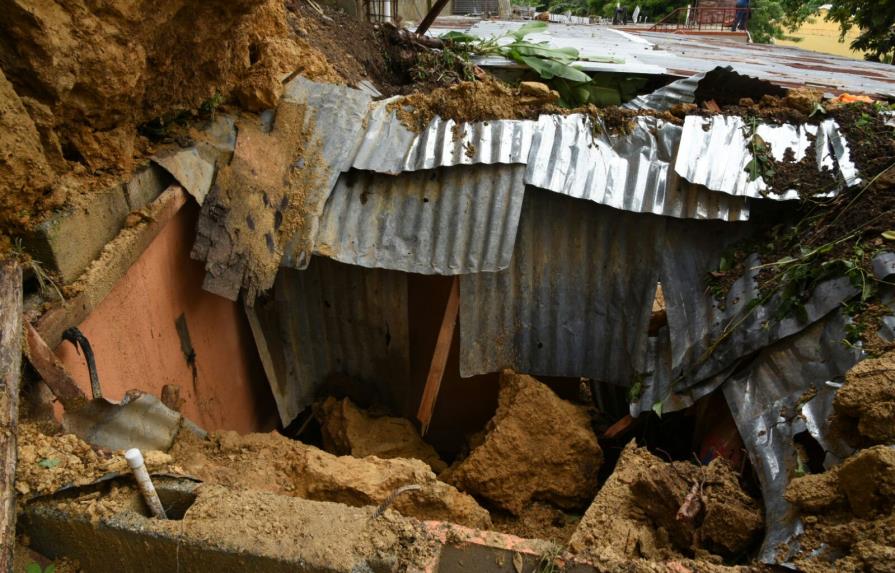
[442,371,602,515]
[15,423,175,497]
[786,446,895,572]
[170,429,491,529]
[317,396,447,473]
[831,350,895,446]
[0,0,389,239]
[569,443,763,563]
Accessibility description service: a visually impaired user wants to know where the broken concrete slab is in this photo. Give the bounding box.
[25,183,130,284]
[170,430,491,529]
[442,372,602,515]
[317,397,447,473]
[124,163,173,212]
[22,479,439,573]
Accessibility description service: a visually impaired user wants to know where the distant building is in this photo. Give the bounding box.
[776,6,867,60]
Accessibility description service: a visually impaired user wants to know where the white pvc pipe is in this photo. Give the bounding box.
[125,448,167,519]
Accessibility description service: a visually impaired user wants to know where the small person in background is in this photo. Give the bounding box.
[731,0,750,31]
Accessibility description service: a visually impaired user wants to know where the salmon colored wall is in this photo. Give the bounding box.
[54,201,278,434]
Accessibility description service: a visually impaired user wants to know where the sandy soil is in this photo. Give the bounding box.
[442,371,603,516]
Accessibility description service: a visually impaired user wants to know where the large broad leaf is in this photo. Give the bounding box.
[516,54,590,83]
[440,31,479,43]
[586,84,621,107]
[510,21,548,41]
[511,42,579,63]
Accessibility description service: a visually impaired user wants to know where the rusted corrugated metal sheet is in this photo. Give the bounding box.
[526,113,750,221]
[247,259,410,426]
[315,165,526,274]
[458,187,664,384]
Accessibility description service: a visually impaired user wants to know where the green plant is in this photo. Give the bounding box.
[441,22,627,107]
[26,563,55,573]
[743,117,776,184]
[535,543,564,573]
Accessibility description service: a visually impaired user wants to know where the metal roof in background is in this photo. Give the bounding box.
[314,164,526,275]
[525,113,750,220]
[459,187,664,384]
[440,20,895,96]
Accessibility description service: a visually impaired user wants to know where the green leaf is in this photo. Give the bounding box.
[440,31,478,43]
[37,458,60,469]
[585,85,621,107]
[882,231,895,240]
[45,565,56,573]
[652,401,664,418]
[509,21,548,41]
[516,55,590,83]
[719,255,733,272]
[511,43,579,63]
[26,564,42,573]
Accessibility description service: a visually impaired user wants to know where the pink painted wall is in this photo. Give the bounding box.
[54,201,277,434]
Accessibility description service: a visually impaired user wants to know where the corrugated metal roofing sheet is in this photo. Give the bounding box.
[658,219,858,385]
[722,312,860,564]
[314,164,526,274]
[458,187,663,384]
[351,99,538,174]
[279,76,373,270]
[525,113,750,221]
[674,115,856,199]
[448,20,895,96]
[247,259,411,426]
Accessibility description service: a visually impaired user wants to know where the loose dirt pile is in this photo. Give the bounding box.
[15,423,175,497]
[569,443,763,563]
[0,0,390,239]
[169,429,491,528]
[317,396,447,473]
[831,350,895,446]
[442,371,602,515]
[786,446,895,572]
[390,78,561,132]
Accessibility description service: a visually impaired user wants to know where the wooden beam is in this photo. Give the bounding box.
[0,259,22,572]
[416,277,460,436]
[24,323,86,408]
[602,414,636,440]
[415,0,450,36]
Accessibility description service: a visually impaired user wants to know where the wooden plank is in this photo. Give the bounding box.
[416,277,460,436]
[415,0,451,35]
[0,259,22,572]
[24,323,86,407]
[602,414,636,440]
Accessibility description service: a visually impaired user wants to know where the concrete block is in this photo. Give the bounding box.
[25,184,129,283]
[124,163,173,211]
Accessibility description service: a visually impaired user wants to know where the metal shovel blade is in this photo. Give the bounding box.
[63,392,205,452]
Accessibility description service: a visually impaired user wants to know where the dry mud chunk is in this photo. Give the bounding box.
[442,372,602,515]
[317,396,446,473]
[171,430,490,528]
[570,444,762,561]
[833,351,895,445]
[785,469,846,513]
[838,446,895,518]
